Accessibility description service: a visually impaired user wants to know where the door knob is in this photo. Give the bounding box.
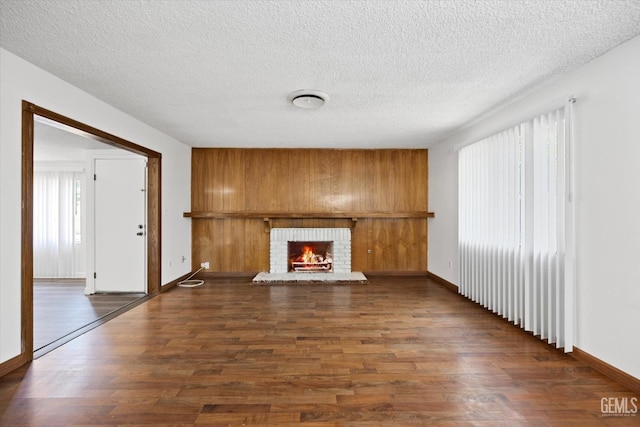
[136,231,144,236]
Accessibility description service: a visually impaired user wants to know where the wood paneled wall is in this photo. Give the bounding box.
[190,148,429,273]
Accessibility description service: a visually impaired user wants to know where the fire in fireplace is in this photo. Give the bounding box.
[288,241,333,272]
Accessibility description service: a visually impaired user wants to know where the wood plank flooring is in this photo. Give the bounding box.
[33,279,145,353]
[1,277,637,426]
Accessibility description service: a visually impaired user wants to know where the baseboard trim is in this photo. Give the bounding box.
[197,271,258,278]
[186,271,430,279]
[363,271,429,277]
[0,353,29,378]
[571,347,640,393]
[161,271,197,292]
[427,271,459,293]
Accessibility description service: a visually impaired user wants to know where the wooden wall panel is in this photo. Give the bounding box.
[351,218,371,272]
[190,148,429,273]
[394,149,428,211]
[244,219,270,271]
[366,151,391,212]
[222,149,245,211]
[340,150,368,212]
[286,151,311,212]
[244,150,281,212]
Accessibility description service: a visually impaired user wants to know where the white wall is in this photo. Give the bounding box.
[0,48,192,364]
[429,35,640,379]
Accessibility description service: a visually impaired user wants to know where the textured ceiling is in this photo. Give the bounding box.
[2,1,640,149]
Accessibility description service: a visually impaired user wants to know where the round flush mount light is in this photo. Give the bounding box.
[289,90,328,109]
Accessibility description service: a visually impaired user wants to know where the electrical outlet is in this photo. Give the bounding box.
[448,260,453,269]
[200,262,210,269]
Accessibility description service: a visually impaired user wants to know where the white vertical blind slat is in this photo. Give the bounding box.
[458,104,573,351]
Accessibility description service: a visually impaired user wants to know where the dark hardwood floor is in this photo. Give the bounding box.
[33,279,146,354]
[2,276,637,426]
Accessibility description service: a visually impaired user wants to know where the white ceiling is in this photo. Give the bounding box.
[2,0,640,149]
[34,118,118,162]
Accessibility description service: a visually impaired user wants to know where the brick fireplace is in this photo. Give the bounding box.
[269,228,351,274]
[252,227,367,283]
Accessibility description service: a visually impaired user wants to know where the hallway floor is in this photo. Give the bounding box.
[33,279,145,352]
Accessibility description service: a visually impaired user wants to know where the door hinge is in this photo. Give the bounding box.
[94,272,97,279]
[94,174,97,181]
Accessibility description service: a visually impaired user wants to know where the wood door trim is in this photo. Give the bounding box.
[15,100,162,374]
[25,103,161,158]
[21,102,34,359]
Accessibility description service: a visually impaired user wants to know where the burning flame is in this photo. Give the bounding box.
[290,243,333,272]
[297,246,323,263]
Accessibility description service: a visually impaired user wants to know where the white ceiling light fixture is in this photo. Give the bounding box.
[289,90,328,109]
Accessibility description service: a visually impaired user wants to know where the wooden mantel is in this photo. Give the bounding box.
[183,211,435,219]
[183,211,435,231]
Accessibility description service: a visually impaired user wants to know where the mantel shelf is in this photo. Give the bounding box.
[183,211,435,219]
[184,211,435,232]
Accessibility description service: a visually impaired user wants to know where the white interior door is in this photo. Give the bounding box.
[94,158,146,293]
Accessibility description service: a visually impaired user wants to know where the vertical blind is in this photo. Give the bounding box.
[459,101,574,351]
[33,171,84,278]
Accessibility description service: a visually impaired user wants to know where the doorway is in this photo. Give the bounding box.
[32,119,149,354]
[21,101,162,365]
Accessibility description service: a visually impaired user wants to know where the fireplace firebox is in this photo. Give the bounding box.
[288,241,333,272]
